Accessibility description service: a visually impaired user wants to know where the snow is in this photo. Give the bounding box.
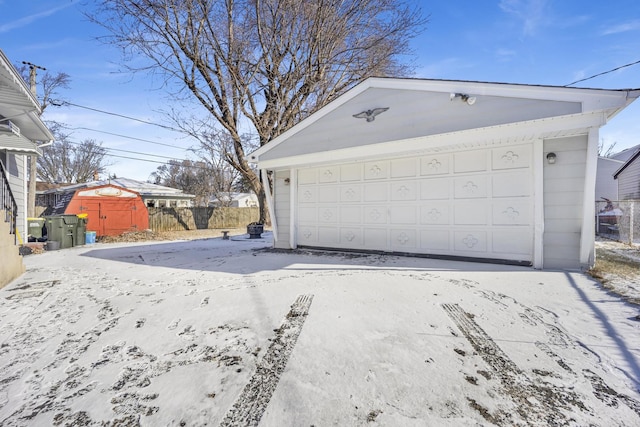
[1,233,640,426]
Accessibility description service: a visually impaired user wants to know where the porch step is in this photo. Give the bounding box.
[0,217,25,289]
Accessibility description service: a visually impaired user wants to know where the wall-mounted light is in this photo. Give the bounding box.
[450,93,476,105]
[284,178,290,185]
[546,152,557,164]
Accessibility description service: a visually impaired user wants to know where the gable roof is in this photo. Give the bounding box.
[613,148,640,179]
[610,144,640,162]
[250,77,639,169]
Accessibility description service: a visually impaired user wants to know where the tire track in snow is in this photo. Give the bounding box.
[443,303,587,426]
[219,294,313,427]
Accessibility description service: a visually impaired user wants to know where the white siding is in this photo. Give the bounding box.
[274,170,291,249]
[543,136,587,269]
[617,157,640,200]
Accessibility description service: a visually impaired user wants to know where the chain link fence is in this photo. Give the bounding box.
[595,200,640,244]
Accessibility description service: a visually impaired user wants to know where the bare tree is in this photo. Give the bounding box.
[150,158,237,206]
[37,124,112,183]
[90,0,427,223]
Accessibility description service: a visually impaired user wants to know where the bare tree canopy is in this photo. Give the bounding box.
[37,124,112,184]
[90,0,427,222]
[150,157,239,206]
[17,64,70,112]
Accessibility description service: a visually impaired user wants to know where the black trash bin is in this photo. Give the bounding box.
[247,223,264,239]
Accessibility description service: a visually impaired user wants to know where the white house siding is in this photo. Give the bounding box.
[595,157,623,201]
[294,143,534,264]
[543,136,587,269]
[617,159,640,200]
[2,153,27,240]
[274,170,291,249]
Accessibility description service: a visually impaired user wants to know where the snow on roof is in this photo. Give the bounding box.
[39,177,195,199]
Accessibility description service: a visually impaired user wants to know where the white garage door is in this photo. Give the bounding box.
[296,144,534,264]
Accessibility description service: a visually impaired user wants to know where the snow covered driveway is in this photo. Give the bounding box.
[1,233,640,426]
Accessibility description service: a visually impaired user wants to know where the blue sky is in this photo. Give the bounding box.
[1,0,639,181]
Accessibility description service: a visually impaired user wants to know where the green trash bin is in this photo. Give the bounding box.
[75,215,87,246]
[45,215,79,249]
[27,217,46,241]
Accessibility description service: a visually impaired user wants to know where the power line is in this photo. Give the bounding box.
[565,59,640,87]
[48,98,189,134]
[65,139,186,160]
[62,125,193,150]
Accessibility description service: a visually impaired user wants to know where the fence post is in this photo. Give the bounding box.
[629,202,634,245]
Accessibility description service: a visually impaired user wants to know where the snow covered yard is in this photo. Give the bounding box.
[1,233,640,426]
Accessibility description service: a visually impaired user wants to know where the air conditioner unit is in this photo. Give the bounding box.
[0,120,20,137]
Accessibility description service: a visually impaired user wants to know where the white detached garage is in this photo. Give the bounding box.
[250,78,638,269]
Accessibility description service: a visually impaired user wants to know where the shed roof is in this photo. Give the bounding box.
[38,177,195,199]
[613,148,640,179]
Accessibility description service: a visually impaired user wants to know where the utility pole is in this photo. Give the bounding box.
[22,61,46,219]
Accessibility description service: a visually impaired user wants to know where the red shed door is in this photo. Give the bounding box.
[81,200,139,236]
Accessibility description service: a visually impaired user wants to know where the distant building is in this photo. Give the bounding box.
[209,192,258,208]
[38,177,195,209]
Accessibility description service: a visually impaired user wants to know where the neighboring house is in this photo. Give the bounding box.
[613,148,640,200]
[250,77,639,270]
[1,49,54,287]
[595,156,624,202]
[209,192,258,208]
[38,177,194,209]
[610,144,640,162]
[40,183,149,237]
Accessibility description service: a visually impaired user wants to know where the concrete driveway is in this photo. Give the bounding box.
[1,233,639,426]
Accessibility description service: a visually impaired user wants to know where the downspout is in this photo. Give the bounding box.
[533,138,544,269]
[261,168,278,241]
[289,169,297,249]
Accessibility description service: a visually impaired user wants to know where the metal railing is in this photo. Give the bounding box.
[595,200,639,245]
[1,161,18,244]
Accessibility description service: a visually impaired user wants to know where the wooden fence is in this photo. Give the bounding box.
[147,207,260,232]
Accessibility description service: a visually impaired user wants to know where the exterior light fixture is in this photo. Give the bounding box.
[450,93,476,105]
[546,152,557,164]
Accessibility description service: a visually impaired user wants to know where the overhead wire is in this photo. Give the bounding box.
[564,59,640,87]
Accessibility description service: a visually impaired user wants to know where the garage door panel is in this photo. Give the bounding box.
[492,145,531,170]
[420,203,450,225]
[318,186,339,203]
[391,158,417,178]
[390,206,417,224]
[420,155,450,176]
[391,181,417,201]
[364,183,388,202]
[340,164,362,182]
[299,226,318,244]
[340,185,362,202]
[454,201,488,225]
[364,206,387,224]
[492,201,531,225]
[420,178,450,200]
[318,166,339,183]
[454,176,488,199]
[493,172,531,197]
[420,229,450,251]
[299,187,316,203]
[365,161,389,180]
[454,151,487,173]
[391,229,417,249]
[341,228,363,245]
[493,230,532,255]
[298,169,317,184]
[454,231,488,252]
[363,228,388,248]
[318,227,340,245]
[340,206,361,223]
[318,207,338,223]
[298,206,317,223]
